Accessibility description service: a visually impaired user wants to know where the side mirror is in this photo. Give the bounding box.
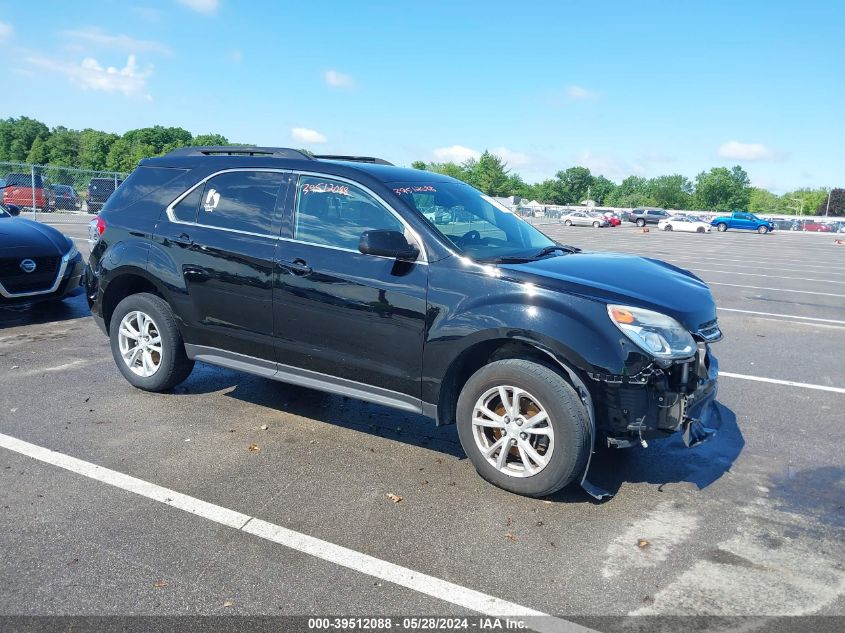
[6,205,20,216]
[358,229,420,261]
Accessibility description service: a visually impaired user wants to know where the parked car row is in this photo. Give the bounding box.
[1,172,122,213]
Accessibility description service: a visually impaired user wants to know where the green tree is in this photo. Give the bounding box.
[647,174,693,209]
[781,188,829,216]
[192,133,229,146]
[555,166,593,203]
[410,160,427,170]
[0,116,50,161]
[606,176,653,207]
[468,150,510,196]
[748,187,781,213]
[590,175,616,204]
[26,136,49,164]
[44,127,81,167]
[78,129,119,171]
[692,166,751,211]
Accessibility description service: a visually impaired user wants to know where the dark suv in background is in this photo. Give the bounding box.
[628,207,670,226]
[87,177,123,213]
[85,146,722,499]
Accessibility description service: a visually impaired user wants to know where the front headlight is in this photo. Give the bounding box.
[607,304,696,359]
[66,241,79,259]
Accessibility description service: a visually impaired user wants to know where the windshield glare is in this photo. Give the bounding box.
[392,182,554,260]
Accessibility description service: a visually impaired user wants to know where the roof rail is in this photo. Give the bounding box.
[164,146,314,160]
[313,154,394,166]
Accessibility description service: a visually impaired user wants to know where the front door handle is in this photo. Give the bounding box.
[278,258,312,276]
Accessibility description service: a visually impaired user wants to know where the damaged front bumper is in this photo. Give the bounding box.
[579,343,720,499]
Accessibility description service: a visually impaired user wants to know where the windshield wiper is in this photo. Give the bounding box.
[533,244,580,258]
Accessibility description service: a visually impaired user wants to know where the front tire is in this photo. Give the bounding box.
[109,292,194,392]
[757,225,769,234]
[456,359,590,497]
[716,223,728,232]
[592,221,600,228]
[636,218,646,227]
[664,224,673,231]
[564,219,572,226]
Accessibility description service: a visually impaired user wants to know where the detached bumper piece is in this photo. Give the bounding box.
[590,343,720,449]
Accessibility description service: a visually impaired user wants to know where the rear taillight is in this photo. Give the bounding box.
[95,217,106,236]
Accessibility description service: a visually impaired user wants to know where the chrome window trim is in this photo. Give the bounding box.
[290,170,429,264]
[164,168,292,240]
[0,250,72,298]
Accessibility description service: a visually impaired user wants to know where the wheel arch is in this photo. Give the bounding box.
[100,267,168,334]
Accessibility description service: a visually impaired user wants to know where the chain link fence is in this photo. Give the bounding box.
[0,161,128,220]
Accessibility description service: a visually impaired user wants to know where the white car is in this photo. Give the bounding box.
[658,216,712,233]
[561,211,608,228]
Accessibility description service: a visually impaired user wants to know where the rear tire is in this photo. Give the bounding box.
[636,218,646,227]
[456,359,590,498]
[109,292,194,392]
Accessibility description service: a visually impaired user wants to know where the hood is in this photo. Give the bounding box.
[0,217,70,257]
[500,252,717,331]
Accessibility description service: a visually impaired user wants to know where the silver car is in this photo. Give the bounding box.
[561,211,608,228]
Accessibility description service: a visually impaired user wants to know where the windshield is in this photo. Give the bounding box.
[392,182,554,261]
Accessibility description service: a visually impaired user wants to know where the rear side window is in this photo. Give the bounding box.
[104,167,186,212]
[195,171,285,235]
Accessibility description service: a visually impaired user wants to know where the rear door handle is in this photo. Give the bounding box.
[171,232,194,247]
[278,258,312,276]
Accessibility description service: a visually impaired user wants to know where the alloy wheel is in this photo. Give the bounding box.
[117,310,163,377]
[471,385,555,478]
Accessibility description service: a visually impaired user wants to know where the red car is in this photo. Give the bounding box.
[3,172,47,211]
[601,213,621,227]
[802,221,833,232]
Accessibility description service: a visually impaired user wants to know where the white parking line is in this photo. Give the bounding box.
[0,432,591,633]
[705,282,845,298]
[719,372,845,394]
[717,307,845,325]
[692,269,845,284]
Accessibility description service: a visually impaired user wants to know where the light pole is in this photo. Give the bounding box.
[789,197,804,216]
[825,189,832,217]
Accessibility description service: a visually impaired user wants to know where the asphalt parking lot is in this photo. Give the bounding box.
[1,215,843,629]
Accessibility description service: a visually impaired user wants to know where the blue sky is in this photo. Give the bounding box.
[1,0,842,192]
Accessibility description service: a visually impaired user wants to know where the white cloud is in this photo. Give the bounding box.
[324,69,355,89]
[177,0,219,14]
[0,20,13,41]
[717,140,774,161]
[432,145,481,163]
[566,85,598,100]
[291,127,327,144]
[27,54,153,99]
[491,147,531,168]
[61,27,171,55]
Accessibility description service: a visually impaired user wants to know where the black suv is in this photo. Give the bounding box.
[87,177,123,213]
[86,147,722,499]
[629,207,670,227]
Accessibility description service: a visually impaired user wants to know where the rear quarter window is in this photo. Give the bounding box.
[103,167,188,212]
